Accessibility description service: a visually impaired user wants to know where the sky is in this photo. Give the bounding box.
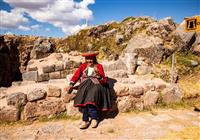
[0,0,199,37]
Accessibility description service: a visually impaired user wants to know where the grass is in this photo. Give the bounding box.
[160,126,200,140]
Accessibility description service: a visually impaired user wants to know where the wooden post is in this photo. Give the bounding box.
[170,53,175,83]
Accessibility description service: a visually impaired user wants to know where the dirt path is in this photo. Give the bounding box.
[0,109,199,140]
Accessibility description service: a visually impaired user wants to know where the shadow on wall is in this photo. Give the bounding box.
[0,36,22,87]
[100,77,119,121]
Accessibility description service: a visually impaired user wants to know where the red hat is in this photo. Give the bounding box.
[81,51,99,57]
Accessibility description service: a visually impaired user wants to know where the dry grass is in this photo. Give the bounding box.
[160,126,200,140]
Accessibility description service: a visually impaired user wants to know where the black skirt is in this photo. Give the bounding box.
[74,79,112,111]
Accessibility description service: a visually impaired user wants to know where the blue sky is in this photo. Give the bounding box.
[0,0,199,37]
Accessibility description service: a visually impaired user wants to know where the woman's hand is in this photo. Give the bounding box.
[64,85,73,94]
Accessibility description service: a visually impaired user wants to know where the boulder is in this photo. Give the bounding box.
[46,85,61,97]
[122,53,138,74]
[0,106,20,121]
[172,21,196,51]
[30,38,55,59]
[102,59,128,72]
[106,70,129,78]
[136,66,152,75]
[162,84,183,104]
[7,92,27,107]
[143,91,159,108]
[129,84,144,96]
[27,88,46,102]
[23,98,66,120]
[124,33,164,64]
[117,96,134,112]
[63,93,76,103]
[115,34,124,45]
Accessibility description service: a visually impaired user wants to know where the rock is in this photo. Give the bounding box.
[42,64,55,73]
[143,91,159,108]
[172,21,196,51]
[159,17,176,32]
[55,62,64,71]
[30,38,55,59]
[115,34,124,45]
[190,60,198,66]
[27,88,46,102]
[22,71,38,81]
[193,45,200,56]
[23,98,66,120]
[66,101,81,117]
[54,53,63,60]
[0,106,20,121]
[129,84,144,96]
[114,84,129,97]
[46,85,61,97]
[7,92,27,106]
[124,33,164,64]
[37,73,49,82]
[122,53,138,74]
[103,29,117,36]
[162,84,183,104]
[26,66,37,71]
[102,59,128,72]
[106,70,129,78]
[49,71,61,79]
[60,70,70,79]
[136,66,152,75]
[117,96,134,112]
[153,78,167,91]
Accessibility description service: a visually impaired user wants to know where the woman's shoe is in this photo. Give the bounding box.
[90,119,99,128]
[80,121,90,129]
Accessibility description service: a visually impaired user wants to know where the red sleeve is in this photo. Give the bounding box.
[70,64,84,85]
[97,64,107,84]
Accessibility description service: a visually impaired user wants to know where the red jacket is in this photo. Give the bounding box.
[70,63,107,85]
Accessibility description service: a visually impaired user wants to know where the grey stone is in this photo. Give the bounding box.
[7,92,27,106]
[136,65,152,75]
[37,73,49,82]
[22,71,38,81]
[42,65,55,73]
[27,88,46,102]
[129,84,144,96]
[106,70,129,78]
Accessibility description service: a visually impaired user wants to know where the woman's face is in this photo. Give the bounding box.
[85,57,94,66]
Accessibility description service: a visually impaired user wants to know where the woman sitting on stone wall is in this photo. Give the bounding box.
[65,51,112,129]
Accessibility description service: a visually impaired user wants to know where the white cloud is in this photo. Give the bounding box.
[0,9,28,29]
[31,24,40,30]
[18,25,30,31]
[1,0,95,35]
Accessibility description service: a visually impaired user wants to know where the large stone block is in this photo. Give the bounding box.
[22,71,38,81]
[55,63,64,71]
[46,85,61,97]
[49,71,61,79]
[37,73,49,82]
[7,92,27,107]
[0,106,20,121]
[42,65,55,73]
[23,99,66,120]
[27,88,46,102]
